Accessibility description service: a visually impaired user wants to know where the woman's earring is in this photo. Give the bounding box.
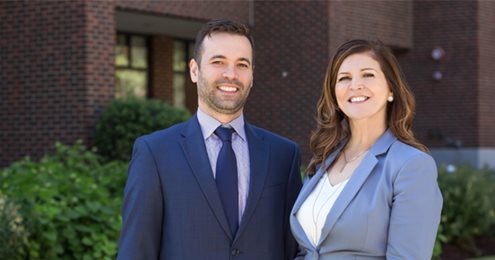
[387,95,394,102]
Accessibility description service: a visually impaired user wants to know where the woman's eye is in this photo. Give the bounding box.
[363,73,374,78]
[338,76,350,82]
[237,63,249,68]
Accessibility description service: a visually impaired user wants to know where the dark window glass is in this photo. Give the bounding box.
[115,33,149,99]
[131,36,148,69]
[116,35,129,67]
[172,39,194,108]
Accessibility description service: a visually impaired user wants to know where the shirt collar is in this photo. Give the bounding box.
[196,108,247,142]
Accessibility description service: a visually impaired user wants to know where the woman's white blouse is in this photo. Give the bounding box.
[296,174,349,246]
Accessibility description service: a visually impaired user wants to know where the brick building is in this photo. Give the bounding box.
[1,0,494,168]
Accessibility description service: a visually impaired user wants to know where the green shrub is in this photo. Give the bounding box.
[0,193,29,259]
[0,142,128,259]
[94,98,191,161]
[437,165,495,254]
[432,223,448,259]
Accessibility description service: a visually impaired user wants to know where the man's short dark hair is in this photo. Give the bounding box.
[193,19,255,67]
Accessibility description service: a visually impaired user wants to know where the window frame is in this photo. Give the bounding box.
[115,32,152,98]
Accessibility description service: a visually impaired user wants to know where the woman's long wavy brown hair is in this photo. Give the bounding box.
[307,39,428,176]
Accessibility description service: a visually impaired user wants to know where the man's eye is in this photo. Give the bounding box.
[237,63,249,68]
[212,60,223,65]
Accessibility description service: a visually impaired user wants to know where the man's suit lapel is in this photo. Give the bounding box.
[234,123,270,241]
[179,115,233,240]
[317,129,397,247]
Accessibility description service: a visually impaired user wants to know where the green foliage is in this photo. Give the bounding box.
[436,165,495,255]
[94,98,191,161]
[432,224,448,259]
[0,194,28,259]
[0,142,128,259]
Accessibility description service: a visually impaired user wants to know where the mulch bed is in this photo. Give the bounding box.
[441,237,495,259]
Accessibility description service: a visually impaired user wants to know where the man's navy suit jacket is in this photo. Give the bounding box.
[117,115,302,260]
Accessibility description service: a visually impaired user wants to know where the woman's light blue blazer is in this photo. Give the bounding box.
[290,129,443,260]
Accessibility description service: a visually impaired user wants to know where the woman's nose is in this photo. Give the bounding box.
[349,78,364,90]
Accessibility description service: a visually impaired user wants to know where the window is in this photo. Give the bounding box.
[115,33,149,99]
[172,39,194,109]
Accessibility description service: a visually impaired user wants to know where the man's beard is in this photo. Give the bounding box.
[197,74,252,115]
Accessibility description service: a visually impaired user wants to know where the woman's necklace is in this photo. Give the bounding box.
[311,174,346,244]
[339,149,368,173]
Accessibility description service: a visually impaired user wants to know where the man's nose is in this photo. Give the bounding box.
[222,66,237,80]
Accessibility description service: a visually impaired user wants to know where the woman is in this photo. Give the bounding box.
[290,39,442,260]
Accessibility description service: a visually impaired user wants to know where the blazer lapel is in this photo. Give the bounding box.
[179,115,233,239]
[291,144,344,214]
[290,142,346,248]
[290,162,326,248]
[316,153,378,246]
[317,129,397,246]
[234,123,270,241]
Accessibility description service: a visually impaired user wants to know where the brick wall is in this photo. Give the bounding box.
[478,0,495,147]
[401,1,478,148]
[328,0,413,56]
[84,0,116,146]
[1,0,490,167]
[0,0,112,166]
[248,1,413,163]
[115,0,249,23]
[151,35,174,103]
[247,1,330,164]
[0,0,250,167]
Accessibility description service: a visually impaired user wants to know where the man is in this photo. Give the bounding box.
[117,19,302,260]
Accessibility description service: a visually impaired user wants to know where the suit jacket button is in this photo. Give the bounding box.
[231,248,240,256]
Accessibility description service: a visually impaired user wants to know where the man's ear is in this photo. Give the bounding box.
[189,59,199,83]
